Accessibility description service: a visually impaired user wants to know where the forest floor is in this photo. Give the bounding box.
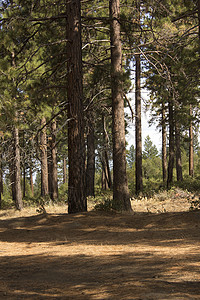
[0,190,200,299]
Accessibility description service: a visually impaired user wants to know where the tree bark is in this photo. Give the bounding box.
[102,115,112,190]
[109,0,132,211]
[30,164,34,196]
[49,120,58,201]
[135,0,143,194]
[167,101,175,188]
[66,0,87,213]
[86,121,95,197]
[189,105,194,177]
[40,117,49,197]
[161,104,167,182]
[175,122,183,181]
[135,53,143,194]
[13,126,23,210]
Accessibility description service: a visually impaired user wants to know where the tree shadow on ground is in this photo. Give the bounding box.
[0,210,200,299]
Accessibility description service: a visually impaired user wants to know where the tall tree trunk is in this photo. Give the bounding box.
[175,122,183,181]
[135,0,143,194]
[135,53,143,194]
[109,0,132,211]
[40,117,49,197]
[66,0,87,213]
[13,126,23,210]
[167,101,175,188]
[86,120,95,197]
[189,105,194,177]
[162,104,167,182]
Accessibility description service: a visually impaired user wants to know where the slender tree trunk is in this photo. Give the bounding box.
[66,0,87,213]
[135,0,143,194]
[189,105,194,177]
[86,121,95,197]
[13,126,23,210]
[9,145,15,203]
[135,53,143,194]
[63,157,67,184]
[175,122,183,181]
[102,115,112,189]
[162,104,167,182]
[50,120,58,201]
[30,164,34,196]
[23,167,26,198]
[167,101,175,188]
[40,117,49,197]
[109,0,132,211]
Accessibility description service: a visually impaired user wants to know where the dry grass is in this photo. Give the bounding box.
[0,195,200,299]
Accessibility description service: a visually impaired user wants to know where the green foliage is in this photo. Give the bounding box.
[143,135,159,159]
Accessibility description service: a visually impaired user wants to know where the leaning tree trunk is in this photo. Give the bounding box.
[66,0,87,213]
[13,126,23,210]
[175,121,183,181]
[40,117,49,197]
[109,0,132,211]
[167,101,175,188]
[189,105,194,177]
[161,103,167,182]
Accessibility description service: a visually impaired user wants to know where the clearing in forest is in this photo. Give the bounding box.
[0,195,200,299]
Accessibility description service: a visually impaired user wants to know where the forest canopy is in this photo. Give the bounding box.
[0,0,199,212]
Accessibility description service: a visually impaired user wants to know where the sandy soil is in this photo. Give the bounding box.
[0,196,200,299]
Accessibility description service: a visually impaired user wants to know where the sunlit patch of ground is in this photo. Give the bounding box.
[0,197,200,299]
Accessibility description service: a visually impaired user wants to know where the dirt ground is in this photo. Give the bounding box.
[0,196,200,299]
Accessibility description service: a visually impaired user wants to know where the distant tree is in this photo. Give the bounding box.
[127,145,135,168]
[143,135,158,160]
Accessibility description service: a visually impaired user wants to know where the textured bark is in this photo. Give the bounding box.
[66,0,87,213]
[86,122,95,197]
[189,105,194,177]
[167,101,175,188]
[13,126,23,210]
[109,0,131,211]
[40,117,49,197]
[161,104,167,182]
[175,122,183,181]
[135,54,143,194]
[135,0,143,194]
